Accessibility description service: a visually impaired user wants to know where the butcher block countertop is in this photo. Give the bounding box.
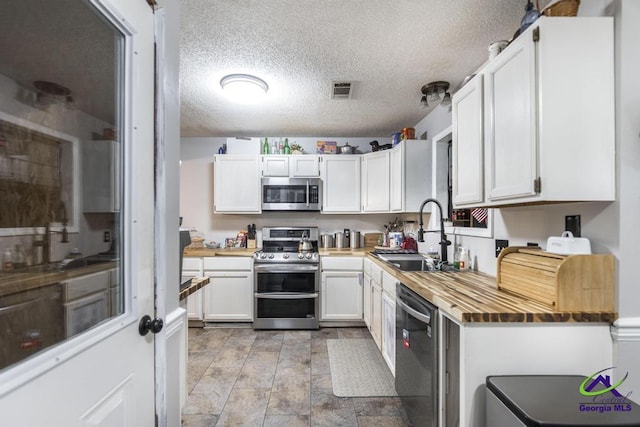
[184,247,373,257]
[366,255,616,324]
[179,276,210,301]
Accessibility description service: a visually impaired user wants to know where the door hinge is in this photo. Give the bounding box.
[534,177,542,193]
[533,27,540,42]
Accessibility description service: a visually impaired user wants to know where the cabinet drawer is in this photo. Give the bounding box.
[382,272,398,297]
[203,256,252,271]
[321,256,363,271]
[182,257,203,270]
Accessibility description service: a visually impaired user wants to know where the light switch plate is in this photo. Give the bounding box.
[495,239,509,257]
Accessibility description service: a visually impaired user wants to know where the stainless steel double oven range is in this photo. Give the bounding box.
[253,226,320,330]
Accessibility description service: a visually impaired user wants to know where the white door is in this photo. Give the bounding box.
[0,0,157,425]
[321,155,361,213]
[362,151,390,212]
[213,155,262,213]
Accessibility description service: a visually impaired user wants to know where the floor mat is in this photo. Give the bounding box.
[327,339,397,397]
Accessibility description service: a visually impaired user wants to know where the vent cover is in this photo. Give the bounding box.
[332,81,352,99]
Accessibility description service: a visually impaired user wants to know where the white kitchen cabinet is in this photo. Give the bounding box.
[389,140,432,213]
[320,256,363,322]
[262,155,320,177]
[370,278,382,350]
[453,17,615,208]
[381,272,397,375]
[361,150,390,212]
[213,155,261,213]
[83,140,120,213]
[363,257,383,349]
[452,74,484,206]
[261,155,289,177]
[290,155,320,177]
[202,257,253,322]
[320,155,361,213]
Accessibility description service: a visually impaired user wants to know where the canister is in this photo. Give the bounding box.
[335,232,346,249]
[350,231,361,249]
[321,234,334,248]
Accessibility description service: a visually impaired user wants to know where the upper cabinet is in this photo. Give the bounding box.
[262,155,320,177]
[452,76,484,207]
[321,155,361,213]
[390,140,432,212]
[213,155,261,213]
[361,150,390,212]
[83,140,120,213]
[453,17,615,208]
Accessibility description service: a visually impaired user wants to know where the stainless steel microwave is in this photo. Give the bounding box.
[261,177,322,211]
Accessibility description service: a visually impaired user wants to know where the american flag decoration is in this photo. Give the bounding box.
[471,208,488,224]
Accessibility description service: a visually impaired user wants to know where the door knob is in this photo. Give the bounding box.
[138,314,164,336]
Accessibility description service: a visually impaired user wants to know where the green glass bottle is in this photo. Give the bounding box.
[283,138,291,154]
[262,137,269,154]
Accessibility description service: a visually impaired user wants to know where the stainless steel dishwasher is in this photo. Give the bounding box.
[395,283,438,427]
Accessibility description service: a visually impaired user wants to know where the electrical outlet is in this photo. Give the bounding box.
[103,231,111,243]
[495,239,509,257]
[565,215,581,237]
[527,242,539,247]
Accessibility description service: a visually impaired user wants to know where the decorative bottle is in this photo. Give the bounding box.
[283,138,291,154]
[262,137,270,154]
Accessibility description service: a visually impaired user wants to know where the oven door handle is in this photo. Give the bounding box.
[255,292,319,300]
[254,264,318,272]
[397,298,431,324]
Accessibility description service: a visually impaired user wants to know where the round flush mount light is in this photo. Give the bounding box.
[220,74,269,104]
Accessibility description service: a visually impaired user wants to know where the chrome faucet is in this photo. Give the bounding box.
[417,198,451,263]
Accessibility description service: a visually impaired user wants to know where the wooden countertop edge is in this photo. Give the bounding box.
[179,277,210,301]
[365,254,616,324]
[0,262,117,297]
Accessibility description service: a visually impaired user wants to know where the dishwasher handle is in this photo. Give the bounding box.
[397,298,432,325]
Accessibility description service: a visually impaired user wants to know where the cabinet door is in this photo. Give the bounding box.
[262,155,289,177]
[382,292,396,375]
[203,272,253,321]
[484,32,537,201]
[362,150,390,212]
[83,140,120,212]
[182,267,203,321]
[389,144,403,211]
[213,155,261,213]
[452,75,484,206]
[321,155,361,213]
[371,281,382,350]
[290,155,320,177]
[321,271,363,321]
[363,274,372,328]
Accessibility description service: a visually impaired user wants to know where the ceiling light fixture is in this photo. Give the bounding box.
[220,74,269,104]
[419,81,451,109]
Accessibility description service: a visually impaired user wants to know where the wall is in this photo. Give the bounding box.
[415,0,640,395]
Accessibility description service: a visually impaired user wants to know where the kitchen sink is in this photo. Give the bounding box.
[374,253,459,272]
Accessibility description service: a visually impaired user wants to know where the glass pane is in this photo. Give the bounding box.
[0,0,124,371]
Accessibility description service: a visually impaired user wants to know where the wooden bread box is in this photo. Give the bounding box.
[497,247,614,311]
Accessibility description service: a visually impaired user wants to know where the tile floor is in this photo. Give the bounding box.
[182,326,410,427]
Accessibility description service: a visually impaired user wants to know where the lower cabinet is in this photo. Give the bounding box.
[370,279,382,350]
[202,256,253,322]
[381,272,397,376]
[320,256,364,322]
[363,257,383,350]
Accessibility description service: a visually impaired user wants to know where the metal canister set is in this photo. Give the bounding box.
[321,229,361,249]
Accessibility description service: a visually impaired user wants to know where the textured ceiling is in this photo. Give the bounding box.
[180,0,529,138]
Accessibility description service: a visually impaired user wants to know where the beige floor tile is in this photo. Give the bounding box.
[263,414,310,427]
[267,385,311,416]
[234,351,279,388]
[216,388,271,427]
[356,415,408,426]
[273,365,311,390]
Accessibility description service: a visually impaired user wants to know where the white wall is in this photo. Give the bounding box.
[415,0,640,395]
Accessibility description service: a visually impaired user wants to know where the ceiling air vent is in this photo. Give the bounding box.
[332,81,352,99]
